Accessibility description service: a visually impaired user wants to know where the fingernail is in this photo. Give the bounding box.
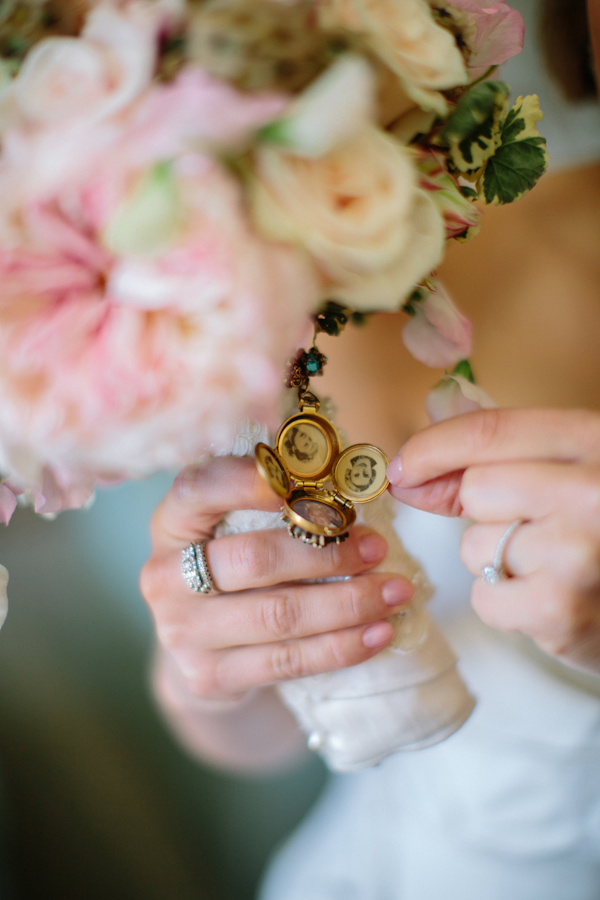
[358,533,387,564]
[386,455,402,485]
[382,579,414,607]
[173,464,208,501]
[363,621,394,649]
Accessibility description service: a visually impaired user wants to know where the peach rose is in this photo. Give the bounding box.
[320,0,468,114]
[251,125,445,310]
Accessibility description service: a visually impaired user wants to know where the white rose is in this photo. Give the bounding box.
[11,2,158,125]
[269,54,377,157]
[251,126,445,311]
[320,0,468,114]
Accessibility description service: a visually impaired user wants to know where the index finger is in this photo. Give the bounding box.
[388,408,600,489]
[152,457,282,551]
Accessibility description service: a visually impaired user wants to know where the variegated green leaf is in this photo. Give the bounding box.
[479,95,549,205]
[441,81,509,177]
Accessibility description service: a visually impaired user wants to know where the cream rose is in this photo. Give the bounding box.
[9,2,160,126]
[271,54,377,157]
[320,0,468,114]
[251,125,445,311]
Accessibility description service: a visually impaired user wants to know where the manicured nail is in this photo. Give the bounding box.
[363,621,394,649]
[173,464,208,501]
[386,455,402,486]
[358,533,387,564]
[382,579,414,607]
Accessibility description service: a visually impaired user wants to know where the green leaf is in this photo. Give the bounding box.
[256,121,289,145]
[479,95,549,205]
[441,81,509,177]
[451,359,476,383]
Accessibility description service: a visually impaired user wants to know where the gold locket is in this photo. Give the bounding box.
[255,392,389,547]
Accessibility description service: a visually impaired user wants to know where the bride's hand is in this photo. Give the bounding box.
[387,408,600,674]
[140,456,413,704]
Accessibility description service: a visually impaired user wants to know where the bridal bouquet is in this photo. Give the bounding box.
[0,0,547,523]
[0,0,548,768]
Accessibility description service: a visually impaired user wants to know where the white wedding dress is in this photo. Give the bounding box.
[260,507,600,900]
[259,1,600,896]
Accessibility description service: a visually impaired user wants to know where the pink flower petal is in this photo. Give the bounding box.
[426,374,496,423]
[450,1,525,74]
[0,484,17,525]
[402,283,472,368]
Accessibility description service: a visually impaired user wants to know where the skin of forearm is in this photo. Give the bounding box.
[151,647,310,774]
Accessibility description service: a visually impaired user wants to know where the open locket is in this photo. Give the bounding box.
[255,392,389,547]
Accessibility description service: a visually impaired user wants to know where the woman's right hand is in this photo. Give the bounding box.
[140,456,414,705]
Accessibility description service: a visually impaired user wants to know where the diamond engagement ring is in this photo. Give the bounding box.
[481,519,523,585]
[181,540,219,594]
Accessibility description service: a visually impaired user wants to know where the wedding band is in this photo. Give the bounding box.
[481,519,523,585]
[181,540,219,594]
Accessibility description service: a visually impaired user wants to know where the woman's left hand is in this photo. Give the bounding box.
[387,408,600,674]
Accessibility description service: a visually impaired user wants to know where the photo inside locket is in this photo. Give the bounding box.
[264,452,288,491]
[293,497,344,529]
[342,453,378,493]
[337,448,387,498]
[280,421,329,475]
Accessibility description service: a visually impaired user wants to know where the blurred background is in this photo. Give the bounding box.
[0,478,326,900]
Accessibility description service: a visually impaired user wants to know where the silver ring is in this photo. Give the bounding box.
[181,540,219,594]
[481,519,523,585]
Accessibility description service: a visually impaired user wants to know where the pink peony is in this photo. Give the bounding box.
[449,0,525,78]
[0,176,316,511]
[0,41,317,513]
[0,60,287,227]
[402,281,473,368]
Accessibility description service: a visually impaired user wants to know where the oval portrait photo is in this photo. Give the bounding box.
[292,497,344,531]
[255,443,290,497]
[334,445,389,502]
[278,418,330,478]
